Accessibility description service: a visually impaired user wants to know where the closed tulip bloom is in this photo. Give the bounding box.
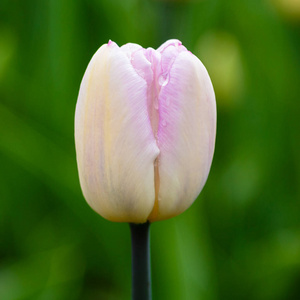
[75,39,216,223]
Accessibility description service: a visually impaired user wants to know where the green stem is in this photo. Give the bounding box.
[129,222,151,300]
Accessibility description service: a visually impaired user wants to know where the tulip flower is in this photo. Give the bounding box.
[75,39,216,224]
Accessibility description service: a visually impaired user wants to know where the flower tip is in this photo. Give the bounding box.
[168,39,182,47]
[157,39,186,54]
[107,40,118,48]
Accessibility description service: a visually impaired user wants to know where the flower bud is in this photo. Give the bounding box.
[75,39,216,223]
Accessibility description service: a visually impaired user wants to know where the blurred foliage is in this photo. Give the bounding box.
[0,0,300,299]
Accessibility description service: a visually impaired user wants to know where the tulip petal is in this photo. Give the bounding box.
[149,50,216,221]
[75,43,160,223]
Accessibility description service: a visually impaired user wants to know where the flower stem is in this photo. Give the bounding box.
[129,222,151,300]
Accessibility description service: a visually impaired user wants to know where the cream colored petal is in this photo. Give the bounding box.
[150,51,216,222]
[75,43,159,223]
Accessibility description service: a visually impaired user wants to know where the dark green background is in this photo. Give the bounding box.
[1,0,300,299]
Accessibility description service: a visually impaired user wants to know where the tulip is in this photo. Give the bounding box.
[75,39,216,224]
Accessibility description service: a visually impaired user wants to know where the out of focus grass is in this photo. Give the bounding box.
[1,0,300,299]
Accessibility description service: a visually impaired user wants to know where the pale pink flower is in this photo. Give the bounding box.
[75,39,216,223]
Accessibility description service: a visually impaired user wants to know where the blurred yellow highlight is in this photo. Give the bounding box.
[196,31,245,109]
[269,0,300,21]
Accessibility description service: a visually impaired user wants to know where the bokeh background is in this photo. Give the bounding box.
[1,0,300,299]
